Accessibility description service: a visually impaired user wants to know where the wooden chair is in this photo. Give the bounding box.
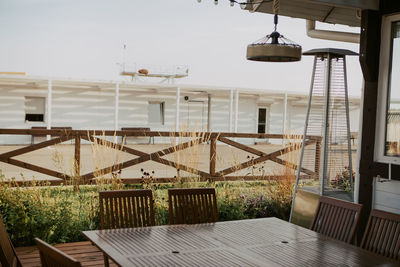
[310,196,362,244]
[0,216,22,267]
[35,238,81,267]
[168,188,218,225]
[99,189,155,267]
[99,189,155,229]
[361,209,400,260]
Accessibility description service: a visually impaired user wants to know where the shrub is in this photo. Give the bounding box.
[0,177,296,246]
[331,166,355,192]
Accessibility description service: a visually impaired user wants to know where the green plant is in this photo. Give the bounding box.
[331,166,354,192]
[0,177,301,246]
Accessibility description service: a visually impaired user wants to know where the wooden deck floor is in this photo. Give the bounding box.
[16,241,117,267]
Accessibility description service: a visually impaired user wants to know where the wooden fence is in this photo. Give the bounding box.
[0,129,321,186]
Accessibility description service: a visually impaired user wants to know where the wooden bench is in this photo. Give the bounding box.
[121,127,153,144]
[30,127,72,144]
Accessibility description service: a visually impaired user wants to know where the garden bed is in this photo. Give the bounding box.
[0,176,298,246]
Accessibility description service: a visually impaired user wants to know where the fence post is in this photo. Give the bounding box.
[210,137,217,177]
[75,135,81,183]
[315,139,321,177]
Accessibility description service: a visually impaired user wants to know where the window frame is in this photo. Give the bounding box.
[148,101,165,125]
[24,96,46,123]
[375,13,400,164]
[256,106,269,134]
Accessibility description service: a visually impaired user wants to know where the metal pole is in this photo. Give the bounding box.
[234,89,239,133]
[229,90,233,132]
[289,56,318,222]
[175,87,180,132]
[207,94,211,132]
[354,80,365,204]
[46,80,52,141]
[321,53,332,196]
[343,56,354,201]
[282,92,288,145]
[175,87,181,170]
[114,82,119,131]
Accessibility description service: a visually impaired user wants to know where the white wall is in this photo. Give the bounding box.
[0,82,360,146]
[0,86,47,144]
[0,86,260,144]
[374,179,400,215]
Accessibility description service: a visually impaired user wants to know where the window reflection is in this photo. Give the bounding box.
[386,21,400,156]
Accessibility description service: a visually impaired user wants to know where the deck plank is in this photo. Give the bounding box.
[16,241,117,267]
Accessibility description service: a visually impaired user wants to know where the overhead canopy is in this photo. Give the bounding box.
[246,0,380,27]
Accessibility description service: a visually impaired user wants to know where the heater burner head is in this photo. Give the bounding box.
[246,31,302,62]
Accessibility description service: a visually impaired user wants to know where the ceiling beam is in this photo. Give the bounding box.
[309,0,379,10]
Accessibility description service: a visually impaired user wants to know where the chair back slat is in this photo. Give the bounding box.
[361,209,400,260]
[0,216,21,267]
[168,188,218,225]
[35,238,81,267]
[310,196,362,244]
[99,189,155,229]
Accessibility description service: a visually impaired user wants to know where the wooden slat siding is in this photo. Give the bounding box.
[16,241,118,267]
[361,209,400,260]
[35,238,82,267]
[168,188,218,225]
[99,189,155,229]
[310,196,362,244]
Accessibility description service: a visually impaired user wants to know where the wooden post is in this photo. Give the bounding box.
[315,139,321,176]
[210,137,217,177]
[358,9,382,242]
[74,135,81,182]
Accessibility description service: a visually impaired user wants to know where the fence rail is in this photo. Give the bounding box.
[0,129,321,186]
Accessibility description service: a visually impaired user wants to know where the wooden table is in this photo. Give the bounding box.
[83,218,398,266]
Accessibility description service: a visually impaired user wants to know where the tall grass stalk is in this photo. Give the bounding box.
[169,123,211,187]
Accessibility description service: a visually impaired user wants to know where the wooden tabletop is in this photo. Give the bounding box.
[83,217,398,267]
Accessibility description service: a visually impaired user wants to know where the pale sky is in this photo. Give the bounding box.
[0,0,362,95]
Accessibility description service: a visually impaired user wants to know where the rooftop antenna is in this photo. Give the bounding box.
[122,44,127,73]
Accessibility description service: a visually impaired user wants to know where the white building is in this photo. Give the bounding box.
[0,74,360,144]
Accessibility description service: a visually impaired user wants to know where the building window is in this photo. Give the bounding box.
[385,21,400,157]
[376,14,400,163]
[257,108,267,134]
[25,97,45,122]
[148,102,164,125]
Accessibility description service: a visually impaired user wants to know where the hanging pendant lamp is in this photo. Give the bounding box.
[246,1,302,62]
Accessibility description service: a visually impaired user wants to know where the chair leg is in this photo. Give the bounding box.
[103,253,110,267]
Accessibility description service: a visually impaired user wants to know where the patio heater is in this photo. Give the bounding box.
[289,48,357,226]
